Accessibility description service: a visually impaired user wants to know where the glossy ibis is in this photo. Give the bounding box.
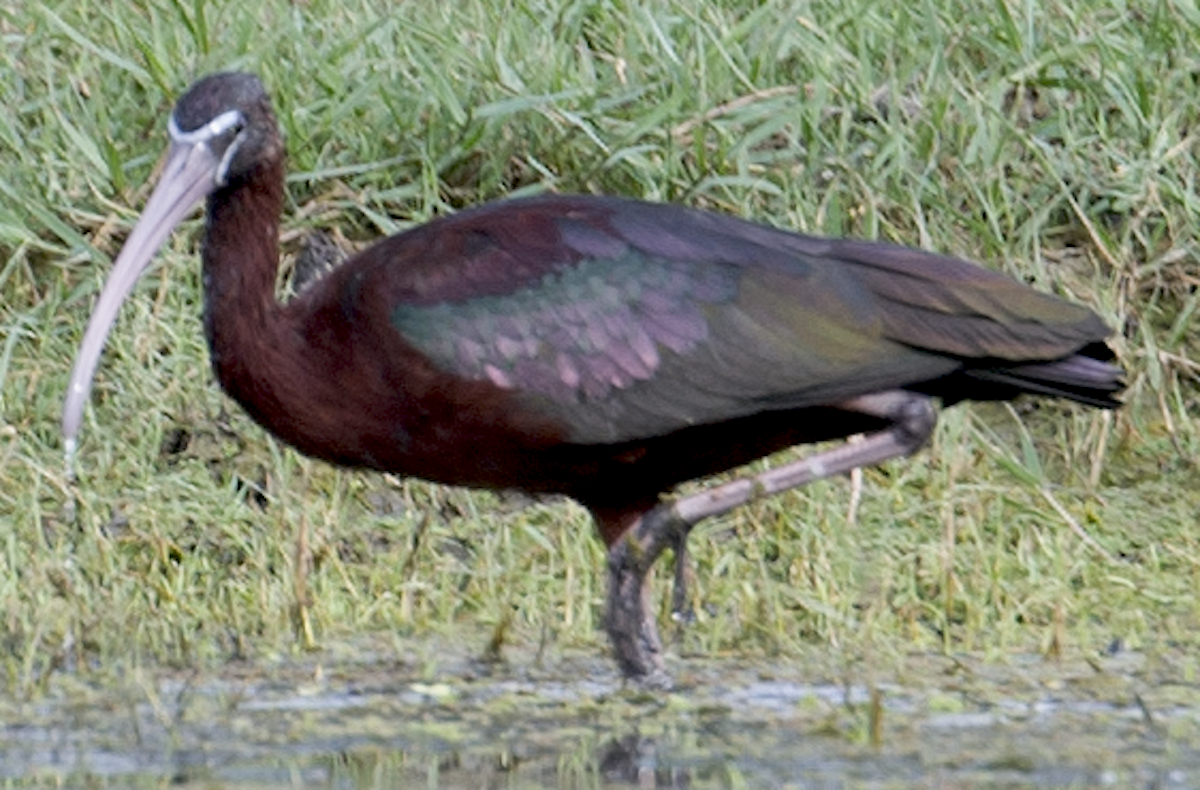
[63,72,1123,686]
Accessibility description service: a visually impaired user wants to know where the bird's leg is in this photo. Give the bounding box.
[671,527,694,624]
[605,505,689,689]
[604,390,937,685]
[671,391,937,524]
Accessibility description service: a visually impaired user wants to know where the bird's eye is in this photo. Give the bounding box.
[219,117,246,141]
[203,109,246,142]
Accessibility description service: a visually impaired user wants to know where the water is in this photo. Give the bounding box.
[2,645,1197,788]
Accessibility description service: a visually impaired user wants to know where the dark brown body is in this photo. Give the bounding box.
[206,156,1116,545]
[209,174,888,541]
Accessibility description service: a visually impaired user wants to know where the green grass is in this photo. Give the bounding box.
[1,0,1198,694]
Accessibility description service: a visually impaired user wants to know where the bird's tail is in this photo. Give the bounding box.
[965,342,1124,409]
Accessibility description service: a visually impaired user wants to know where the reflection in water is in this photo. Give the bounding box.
[599,735,690,788]
[312,736,694,789]
[1,650,1197,788]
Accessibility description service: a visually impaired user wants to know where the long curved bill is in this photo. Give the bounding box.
[62,138,222,475]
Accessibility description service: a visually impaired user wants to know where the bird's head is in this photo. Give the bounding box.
[169,71,281,187]
[62,72,281,464]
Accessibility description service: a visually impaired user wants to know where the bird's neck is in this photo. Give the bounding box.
[200,156,287,399]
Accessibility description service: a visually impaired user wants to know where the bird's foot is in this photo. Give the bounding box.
[605,503,693,689]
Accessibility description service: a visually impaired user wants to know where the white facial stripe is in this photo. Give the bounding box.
[167,109,244,145]
[167,109,245,187]
[215,137,243,187]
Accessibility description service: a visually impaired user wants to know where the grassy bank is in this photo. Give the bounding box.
[1,0,1197,693]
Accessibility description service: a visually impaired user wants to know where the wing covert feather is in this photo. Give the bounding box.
[354,196,1109,444]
